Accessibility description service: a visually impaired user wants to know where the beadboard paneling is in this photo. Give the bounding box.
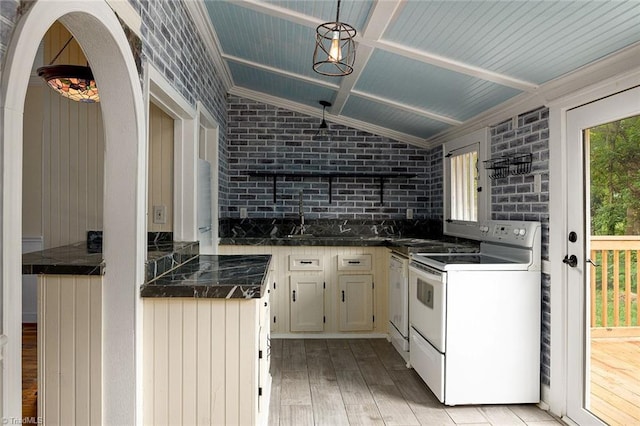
[40,22,104,248]
[23,84,44,237]
[38,275,102,425]
[148,103,174,232]
[142,298,261,425]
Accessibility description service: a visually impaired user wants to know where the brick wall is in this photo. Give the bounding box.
[130,0,231,215]
[225,95,442,220]
[0,0,19,63]
[490,107,550,259]
[489,106,551,387]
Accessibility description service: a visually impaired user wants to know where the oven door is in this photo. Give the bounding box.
[409,262,446,352]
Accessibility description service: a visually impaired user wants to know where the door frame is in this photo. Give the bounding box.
[548,70,640,421]
[0,0,146,422]
[565,85,640,424]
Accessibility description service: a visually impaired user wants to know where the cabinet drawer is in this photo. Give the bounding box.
[289,255,323,271]
[337,254,372,271]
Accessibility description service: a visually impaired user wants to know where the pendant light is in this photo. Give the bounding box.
[313,0,356,77]
[314,100,332,138]
[37,36,100,103]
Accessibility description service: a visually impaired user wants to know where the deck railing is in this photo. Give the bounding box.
[590,236,640,336]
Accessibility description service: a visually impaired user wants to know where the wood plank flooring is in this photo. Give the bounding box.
[22,323,38,424]
[269,339,561,426]
[590,337,640,425]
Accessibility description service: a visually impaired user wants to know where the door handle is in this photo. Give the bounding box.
[292,290,296,302]
[563,254,578,267]
[341,290,345,302]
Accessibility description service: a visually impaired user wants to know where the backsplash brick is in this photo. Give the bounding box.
[226,95,442,220]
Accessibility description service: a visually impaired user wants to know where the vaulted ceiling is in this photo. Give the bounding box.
[192,0,640,147]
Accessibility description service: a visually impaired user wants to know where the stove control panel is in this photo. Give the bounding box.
[478,220,540,247]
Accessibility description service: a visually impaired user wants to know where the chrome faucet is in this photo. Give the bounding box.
[298,190,306,235]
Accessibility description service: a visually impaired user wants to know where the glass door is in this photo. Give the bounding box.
[566,86,640,425]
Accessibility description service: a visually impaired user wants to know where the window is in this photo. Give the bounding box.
[450,149,478,222]
[443,128,489,238]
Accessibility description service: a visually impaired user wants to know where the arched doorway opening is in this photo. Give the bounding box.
[1,1,146,423]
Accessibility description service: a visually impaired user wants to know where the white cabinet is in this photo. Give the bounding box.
[290,275,325,332]
[338,274,374,331]
[219,245,389,337]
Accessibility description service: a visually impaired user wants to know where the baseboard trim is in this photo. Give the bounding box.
[271,332,389,339]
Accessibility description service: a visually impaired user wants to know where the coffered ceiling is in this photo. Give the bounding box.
[189,0,640,147]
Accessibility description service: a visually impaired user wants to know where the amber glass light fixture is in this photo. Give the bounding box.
[313,0,356,77]
[37,37,99,103]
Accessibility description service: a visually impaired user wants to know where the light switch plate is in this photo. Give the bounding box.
[240,207,247,219]
[406,208,414,219]
[153,205,167,224]
[534,174,542,193]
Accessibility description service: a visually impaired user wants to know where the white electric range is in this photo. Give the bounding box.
[408,220,541,406]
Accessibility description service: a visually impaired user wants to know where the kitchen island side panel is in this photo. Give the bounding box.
[142,298,262,425]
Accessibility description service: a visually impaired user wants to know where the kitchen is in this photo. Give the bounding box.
[2,1,640,425]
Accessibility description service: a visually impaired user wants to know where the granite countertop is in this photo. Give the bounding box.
[22,240,199,276]
[140,255,271,299]
[22,241,105,275]
[219,235,478,255]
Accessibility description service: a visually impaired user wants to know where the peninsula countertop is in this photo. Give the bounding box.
[140,254,271,299]
[22,240,199,277]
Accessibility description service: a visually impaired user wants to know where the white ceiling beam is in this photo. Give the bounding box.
[361,39,539,92]
[222,54,340,90]
[332,0,404,115]
[351,90,463,126]
[234,0,320,27]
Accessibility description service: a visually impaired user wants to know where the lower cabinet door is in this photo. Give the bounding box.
[289,275,324,332]
[338,274,373,331]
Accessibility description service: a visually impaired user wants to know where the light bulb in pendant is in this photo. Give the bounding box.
[328,31,342,62]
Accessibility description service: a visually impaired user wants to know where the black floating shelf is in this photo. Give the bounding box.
[247,171,417,204]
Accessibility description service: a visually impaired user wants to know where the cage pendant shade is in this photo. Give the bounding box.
[313,0,356,77]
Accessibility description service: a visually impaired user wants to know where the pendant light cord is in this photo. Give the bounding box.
[335,0,341,23]
[48,36,74,66]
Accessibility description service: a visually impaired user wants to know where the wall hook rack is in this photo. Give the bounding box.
[483,153,532,179]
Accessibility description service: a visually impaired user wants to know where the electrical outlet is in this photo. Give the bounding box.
[240,207,248,219]
[153,205,166,224]
[406,208,414,219]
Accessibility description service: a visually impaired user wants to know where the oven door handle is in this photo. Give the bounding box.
[409,265,443,281]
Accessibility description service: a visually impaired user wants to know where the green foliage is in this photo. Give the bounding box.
[590,116,640,235]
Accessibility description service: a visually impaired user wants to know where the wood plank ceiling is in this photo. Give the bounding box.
[199,0,640,146]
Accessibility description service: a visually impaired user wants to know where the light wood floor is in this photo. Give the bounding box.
[268,338,561,426]
[590,337,640,425]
